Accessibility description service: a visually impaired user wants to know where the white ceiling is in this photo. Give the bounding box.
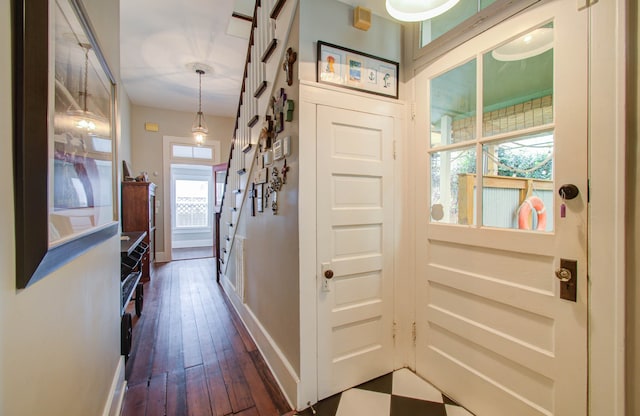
[120,0,392,117]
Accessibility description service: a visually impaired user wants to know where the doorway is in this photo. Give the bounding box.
[162,136,221,262]
[170,163,214,260]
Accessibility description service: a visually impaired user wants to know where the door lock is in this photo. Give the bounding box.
[321,263,333,292]
[556,259,577,302]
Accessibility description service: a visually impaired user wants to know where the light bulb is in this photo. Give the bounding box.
[77,118,96,131]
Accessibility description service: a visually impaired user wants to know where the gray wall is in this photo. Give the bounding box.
[130,105,234,253]
[232,9,302,374]
[0,0,125,414]
[298,0,402,83]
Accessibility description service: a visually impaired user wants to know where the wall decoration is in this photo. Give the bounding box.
[249,183,256,217]
[255,167,268,184]
[12,0,118,288]
[317,41,399,99]
[259,115,274,149]
[273,140,283,161]
[271,88,287,134]
[281,159,290,184]
[347,55,363,83]
[283,47,297,86]
[265,166,283,214]
[286,100,295,122]
[257,184,264,213]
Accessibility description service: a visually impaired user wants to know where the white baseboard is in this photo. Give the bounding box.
[220,274,300,409]
[172,240,213,249]
[102,356,126,416]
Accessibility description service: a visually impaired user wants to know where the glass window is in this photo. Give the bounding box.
[430,146,476,225]
[482,132,554,231]
[193,146,213,159]
[430,59,476,148]
[420,0,498,48]
[426,23,556,232]
[172,144,214,160]
[483,23,554,137]
[175,179,209,228]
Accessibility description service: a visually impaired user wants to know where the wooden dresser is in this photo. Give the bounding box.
[121,181,156,281]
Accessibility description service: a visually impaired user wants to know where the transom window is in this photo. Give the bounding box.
[172,144,214,160]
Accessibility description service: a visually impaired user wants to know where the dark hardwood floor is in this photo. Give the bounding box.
[121,257,293,416]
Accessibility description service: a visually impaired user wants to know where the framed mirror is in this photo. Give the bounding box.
[12,0,118,289]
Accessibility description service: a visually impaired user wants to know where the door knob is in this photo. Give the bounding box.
[324,269,334,279]
[555,267,572,282]
[558,184,579,200]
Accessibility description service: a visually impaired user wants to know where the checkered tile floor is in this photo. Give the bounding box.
[295,369,474,416]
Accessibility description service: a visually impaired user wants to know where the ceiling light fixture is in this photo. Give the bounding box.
[67,42,104,133]
[191,67,208,146]
[385,0,460,22]
[491,27,554,61]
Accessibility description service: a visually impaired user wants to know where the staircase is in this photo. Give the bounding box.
[217,0,296,277]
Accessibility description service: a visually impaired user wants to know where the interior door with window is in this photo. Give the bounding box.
[414,1,587,415]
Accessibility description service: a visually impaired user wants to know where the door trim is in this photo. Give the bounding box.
[297,82,406,409]
[587,1,627,414]
[160,135,221,263]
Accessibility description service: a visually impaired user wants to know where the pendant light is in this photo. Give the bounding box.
[192,68,208,146]
[67,42,104,132]
[385,0,460,22]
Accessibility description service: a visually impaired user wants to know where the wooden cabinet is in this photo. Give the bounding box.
[122,182,156,281]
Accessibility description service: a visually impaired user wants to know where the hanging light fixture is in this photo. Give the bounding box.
[191,67,208,146]
[385,0,460,22]
[67,42,104,133]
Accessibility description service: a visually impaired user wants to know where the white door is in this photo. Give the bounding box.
[415,1,587,415]
[316,105,395,400]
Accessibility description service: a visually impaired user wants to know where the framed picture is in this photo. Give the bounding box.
[257,184,264,213]
[12,0,118,288]
[317,41,399,99]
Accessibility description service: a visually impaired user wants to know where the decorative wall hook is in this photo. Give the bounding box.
[283,47,297,86]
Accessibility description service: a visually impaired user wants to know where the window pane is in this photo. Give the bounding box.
[175,179,209,228]
[482,132,554,231]
[430,146,476,224]
[193,146,213,159]
[483,23,554,137]
[430,59,476,148]
[172,145,193,158]
[215,171,226,206]
[420,0,497,47]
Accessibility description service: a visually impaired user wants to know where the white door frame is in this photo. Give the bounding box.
[297,81,406,409]
[586,0,627,414]
[161,135,221,262]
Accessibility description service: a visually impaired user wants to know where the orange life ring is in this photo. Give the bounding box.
[517,196,547,231]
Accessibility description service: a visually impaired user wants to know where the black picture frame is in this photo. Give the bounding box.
[316,41,399,99]
[12,0,118,289]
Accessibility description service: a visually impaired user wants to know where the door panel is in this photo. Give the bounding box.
[415,1,587,415]
[317,105,395,400]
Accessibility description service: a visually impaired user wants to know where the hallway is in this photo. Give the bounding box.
[121,258,292,415]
